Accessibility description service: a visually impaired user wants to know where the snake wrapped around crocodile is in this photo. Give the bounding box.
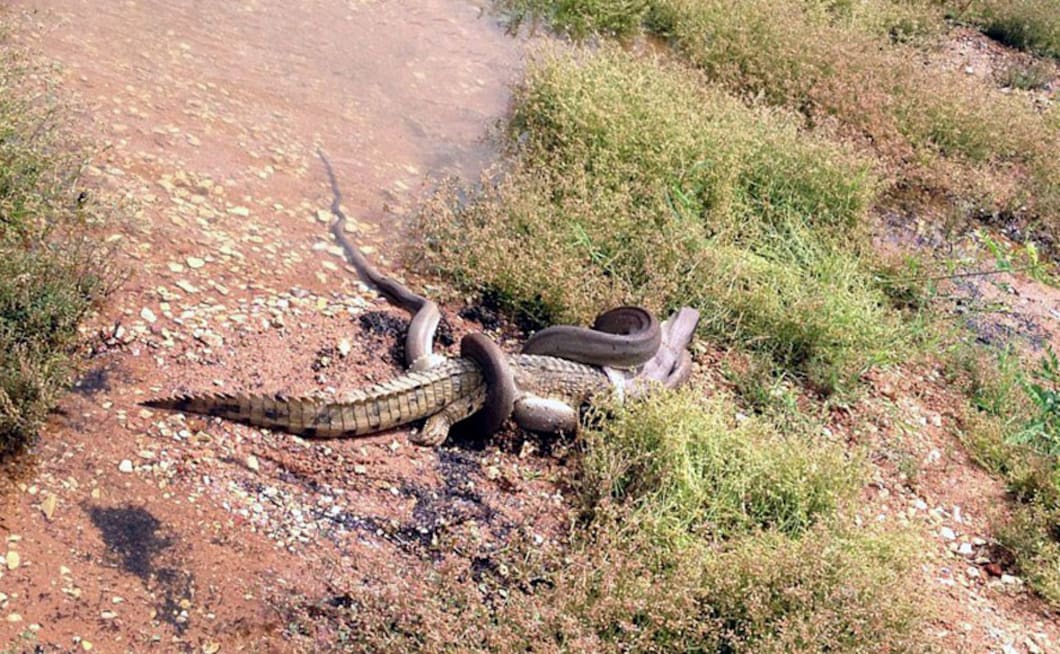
[143,150,699,444]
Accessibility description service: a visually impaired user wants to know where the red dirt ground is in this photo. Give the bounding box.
[2,2,1059,652]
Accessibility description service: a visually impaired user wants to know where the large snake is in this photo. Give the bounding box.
[318,150,680,436]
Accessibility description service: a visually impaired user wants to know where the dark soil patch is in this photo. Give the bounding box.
[72,366,111,395]
[358,310,455,365]
[87,505,196,633]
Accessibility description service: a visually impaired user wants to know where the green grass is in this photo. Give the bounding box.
[499,0,1060,239]
[0,38,115,454]
[418,47,902,392]
[579,391,858,542]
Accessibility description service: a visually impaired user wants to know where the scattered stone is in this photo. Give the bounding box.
[939,526,957,541]
[6,550,20,570]
[118,459,134,473]
[40,493,57,521]
[186,256,206,269]
[140,307,157,323]
[245,455,260,472]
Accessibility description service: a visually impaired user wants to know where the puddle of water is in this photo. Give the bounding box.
[12,0,523,226]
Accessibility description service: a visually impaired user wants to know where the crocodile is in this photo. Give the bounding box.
[143,151,700,444]
[143,352,614,445]
[143,305,698,445]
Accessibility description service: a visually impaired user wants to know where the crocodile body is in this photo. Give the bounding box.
[143,354,610,440]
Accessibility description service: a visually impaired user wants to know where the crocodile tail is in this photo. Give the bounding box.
[141,392,349,438]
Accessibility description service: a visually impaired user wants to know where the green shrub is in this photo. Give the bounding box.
[580,390,858,541]
[0,41,115,454]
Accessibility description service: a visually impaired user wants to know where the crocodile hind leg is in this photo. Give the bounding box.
[412,387,486,446]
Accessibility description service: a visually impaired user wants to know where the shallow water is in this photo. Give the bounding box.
[11,0,522,226]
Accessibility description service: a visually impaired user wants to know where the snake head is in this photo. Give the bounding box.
[611,307,699,399]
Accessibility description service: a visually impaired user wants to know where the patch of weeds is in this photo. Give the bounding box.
[579,391,859,542]
[996,60,1055,90]
[1009,348,1060,456]
[500,0,650,38]
[947,338,1060,606]
[998,501,1060,605]
[418,47,902,392]
[0,37,117,455]
[958,0,1060,58]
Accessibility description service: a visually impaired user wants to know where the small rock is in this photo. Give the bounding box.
[40,493,57,520]
[6,550,20,570]
[6,613,22,623]
[140,307,157,323]
[118,459,134,473]
[939,526,957,541]
[186,256,206,269]
[245,455,260,472]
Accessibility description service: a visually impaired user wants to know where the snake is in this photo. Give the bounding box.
[317,149,664,435]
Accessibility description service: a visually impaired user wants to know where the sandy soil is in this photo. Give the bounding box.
[1,3,1059,652]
